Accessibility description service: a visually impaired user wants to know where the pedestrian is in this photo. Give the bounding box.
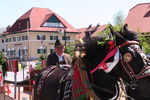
[46,39,72,67]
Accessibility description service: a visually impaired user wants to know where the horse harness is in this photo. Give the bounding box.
[118,41,150,88]
[78,40,150,99]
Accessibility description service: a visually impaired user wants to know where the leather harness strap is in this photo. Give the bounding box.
[118,41,150,82]
[120,59,136,80]
[118,41,139,48]
[90,40,150,85]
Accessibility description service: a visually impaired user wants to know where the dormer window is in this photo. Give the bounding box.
[42,14,65,28]
[43,22,64,27]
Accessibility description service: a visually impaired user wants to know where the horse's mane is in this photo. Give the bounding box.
[83,36,110,68]
[85,36,104,49]
[120,25,139,42]
[121,31,139,42]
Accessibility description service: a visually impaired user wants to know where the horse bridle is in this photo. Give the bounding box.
[85,40,150,89]
[118,41,150,88]
[78,40,150,99]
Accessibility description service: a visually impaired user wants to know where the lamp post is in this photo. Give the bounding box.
[57,28,67,48]
[64,29,67,48]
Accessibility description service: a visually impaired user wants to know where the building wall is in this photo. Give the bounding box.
[0,31,76,61]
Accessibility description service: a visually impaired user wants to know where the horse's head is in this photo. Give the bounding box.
[79,24,150,98]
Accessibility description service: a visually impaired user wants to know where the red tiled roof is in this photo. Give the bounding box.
[76,25,107,39]
[7,7,78,33]
[125,3,150,32]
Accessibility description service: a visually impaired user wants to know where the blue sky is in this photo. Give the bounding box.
[0,0,149,29]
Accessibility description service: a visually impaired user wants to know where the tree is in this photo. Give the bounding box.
[98,10,149,54]
[113,11,125,26]
[0,51,7,76]
[97,11,124,35]
[65,44,74,57]
[139,35,150,54]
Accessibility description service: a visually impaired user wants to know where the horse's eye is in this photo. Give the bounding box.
[123,53,132,62]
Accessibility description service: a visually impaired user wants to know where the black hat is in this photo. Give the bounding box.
[54,39,64,47]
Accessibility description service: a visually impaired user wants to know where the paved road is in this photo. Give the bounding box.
[0,93,14,100]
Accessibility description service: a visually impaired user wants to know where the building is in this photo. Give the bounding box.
[125,3,150,34]
[0,7,79,62]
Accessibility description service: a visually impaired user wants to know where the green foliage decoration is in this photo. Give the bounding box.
[39,54,47,61]
[97,37,113,46]
[0,51,7,76]
[34,63,42,70]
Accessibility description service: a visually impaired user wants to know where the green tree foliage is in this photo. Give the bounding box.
[0,51,7,76]
[65,44,74,56]
[113,11,125,26]
[98,25,150,54]
[100,10,150,54]
[98,24,123,35]
[139,35,150,54]
[0,51,6,64]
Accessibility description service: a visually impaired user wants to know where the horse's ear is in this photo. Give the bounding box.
[123,24,129,33]
[109,24,126,46]
[109,24,118,41]
[86,24,92,30]
[109,24,115,36]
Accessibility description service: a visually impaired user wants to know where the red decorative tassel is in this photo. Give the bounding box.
[13,60,18,73]
[108,41,115,52]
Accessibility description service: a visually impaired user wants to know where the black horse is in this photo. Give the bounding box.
[34,24,150,100]
[81,24,150,100]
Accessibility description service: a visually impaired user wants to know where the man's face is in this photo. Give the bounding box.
[55,45,65,56]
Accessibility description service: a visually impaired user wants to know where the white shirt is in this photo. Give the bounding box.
[56,53,64,62]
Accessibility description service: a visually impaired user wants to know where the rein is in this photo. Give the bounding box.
[118,41,150,86]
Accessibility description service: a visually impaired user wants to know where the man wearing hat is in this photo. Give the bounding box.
[46,39,72,67]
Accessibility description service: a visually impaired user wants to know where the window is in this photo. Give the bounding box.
[22,36,28,40]
[6,39,8,42]
[2,39,4,43]
[17,36,21,41]
[50,49,54,53]
[43,22,64,27]
[10,50,16,55]
[13,37,16,42]
[37,49,46,54]
[7,51,10,56]
[23,49,28,56]
[62,36,70,40]
[6,38,11,42]
[37,35,45,40]
[50,36,58,40]
[2,49,4,52]
[42,15,65,28]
